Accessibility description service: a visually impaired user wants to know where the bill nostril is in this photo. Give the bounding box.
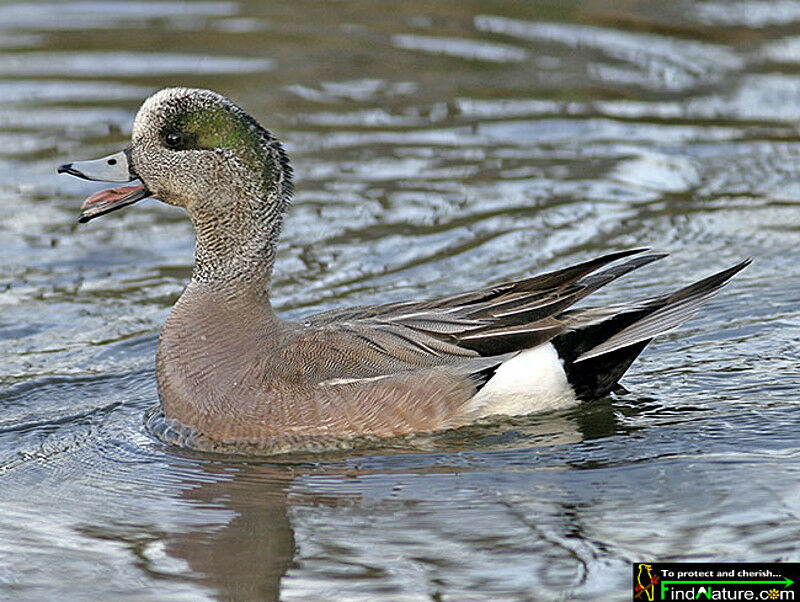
[108,159,117,165]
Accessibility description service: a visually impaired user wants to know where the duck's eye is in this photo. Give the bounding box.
[164,132,184,148]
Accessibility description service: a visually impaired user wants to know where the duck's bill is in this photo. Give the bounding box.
[77,182,152,223]
[59,150,134,183]
[58,149,152,222]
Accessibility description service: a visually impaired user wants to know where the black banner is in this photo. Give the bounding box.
[633,563,799,601]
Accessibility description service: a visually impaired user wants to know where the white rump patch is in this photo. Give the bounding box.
[464,343,577,419]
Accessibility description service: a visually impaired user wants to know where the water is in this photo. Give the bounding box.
[1,0,799,599]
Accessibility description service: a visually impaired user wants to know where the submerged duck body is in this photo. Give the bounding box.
[59,88,749,451]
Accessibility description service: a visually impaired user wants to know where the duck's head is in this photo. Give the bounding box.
[59,87,292,225]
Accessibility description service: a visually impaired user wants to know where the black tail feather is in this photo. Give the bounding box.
[553,259,751,400]
[561,340,650,400]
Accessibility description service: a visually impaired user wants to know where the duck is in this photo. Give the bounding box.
[58,87,750,452]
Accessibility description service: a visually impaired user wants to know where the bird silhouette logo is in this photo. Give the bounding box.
[634,563,661,601]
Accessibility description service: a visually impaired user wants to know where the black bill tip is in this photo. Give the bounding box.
[58,163,81,177]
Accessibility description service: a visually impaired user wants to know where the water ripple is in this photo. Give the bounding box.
[1,1,799,600]
[0,52,273,78]
[475,15,742,91]
[392,33,528,63]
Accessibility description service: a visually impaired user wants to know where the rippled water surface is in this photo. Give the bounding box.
[2,1,800,600]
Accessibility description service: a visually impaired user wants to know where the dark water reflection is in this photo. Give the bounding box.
[1,0,800,600]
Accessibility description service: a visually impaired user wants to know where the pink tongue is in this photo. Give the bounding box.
[81,183,145,209]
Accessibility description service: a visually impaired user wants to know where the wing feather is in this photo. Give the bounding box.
[296,249,664,377]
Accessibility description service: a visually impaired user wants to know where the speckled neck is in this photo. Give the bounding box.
[189,139,292,289]
[190,190,285,288]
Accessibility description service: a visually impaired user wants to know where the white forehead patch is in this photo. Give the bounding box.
[131,87,209,140]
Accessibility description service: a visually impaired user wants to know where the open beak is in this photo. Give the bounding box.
[58,149,152,223]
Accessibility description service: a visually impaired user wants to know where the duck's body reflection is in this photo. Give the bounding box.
[167,463,295,601]
[162,404,616,600]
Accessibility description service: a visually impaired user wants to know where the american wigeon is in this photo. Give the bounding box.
[59,88,749,452]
